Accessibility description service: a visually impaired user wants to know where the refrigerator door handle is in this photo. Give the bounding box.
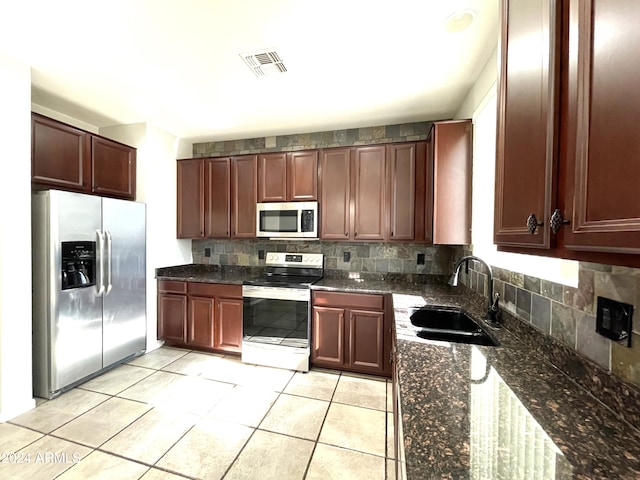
[105,230,113,295]
[96,229,105,296]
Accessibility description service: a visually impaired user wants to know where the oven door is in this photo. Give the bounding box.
[242,285,311,371]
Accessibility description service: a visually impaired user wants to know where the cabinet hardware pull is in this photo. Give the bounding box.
[550,209,570,234]
[526,213,543,234]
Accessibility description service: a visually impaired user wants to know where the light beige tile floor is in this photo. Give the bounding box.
[2,346,395,479]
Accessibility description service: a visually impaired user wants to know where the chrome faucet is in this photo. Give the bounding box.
[449,255,501,326]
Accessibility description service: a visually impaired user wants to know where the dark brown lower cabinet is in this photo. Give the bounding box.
[188,296,215,349]
[158,286,187,344]
[157,280,242,354]
[215,297,243,353]
[311,291,391,377]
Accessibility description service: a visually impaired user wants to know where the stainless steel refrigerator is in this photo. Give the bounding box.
[32,190,146,399]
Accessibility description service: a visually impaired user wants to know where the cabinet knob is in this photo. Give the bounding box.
[550,209,570,234]
[526,213,543,234]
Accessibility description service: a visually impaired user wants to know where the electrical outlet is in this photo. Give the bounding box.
[417,253,425,265]
[204,247,211,257]
[343,251,351,262]
[258,249,265,260]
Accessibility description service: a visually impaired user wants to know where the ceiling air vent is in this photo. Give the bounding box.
[240,50,287,77]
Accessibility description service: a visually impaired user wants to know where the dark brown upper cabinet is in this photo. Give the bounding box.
[319,148,352,240]
[495,0,640,266]
[177,155,256,239]
[257,150,318,202]
[429,120,472,245]
[205,158,231,238]
[353,145,386,241]
[387,142,427,242]
[560,0,640,256]
[232,155,257,238]
[91,136,136,199]
[319,146,386,241]
[177,159,205,238]
[494,0,560,250]
[32,113,136,200]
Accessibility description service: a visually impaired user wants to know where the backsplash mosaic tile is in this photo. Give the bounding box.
[192,239,454,276]
[455,251,640,392]
[191,121,433,157]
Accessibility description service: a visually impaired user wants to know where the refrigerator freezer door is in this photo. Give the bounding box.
[101,197,146,367]
[32,190,103,398]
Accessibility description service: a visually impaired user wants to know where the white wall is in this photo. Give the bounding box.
[100,123,191,351]
[0,52,36,421]
[176,138,193,159]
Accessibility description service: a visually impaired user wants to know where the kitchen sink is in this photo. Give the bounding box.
[408,306,499,347]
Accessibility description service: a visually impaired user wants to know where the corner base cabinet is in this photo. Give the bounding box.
[157,280,242,354]
[311,291,391,377]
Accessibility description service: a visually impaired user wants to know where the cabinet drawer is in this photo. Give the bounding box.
[313,291,384,310]
[188,282,242,298]
[158,280,187,294]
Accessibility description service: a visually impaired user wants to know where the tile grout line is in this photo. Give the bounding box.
[8,348,390,479]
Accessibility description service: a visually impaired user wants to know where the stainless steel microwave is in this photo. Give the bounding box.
[256,202,318,239]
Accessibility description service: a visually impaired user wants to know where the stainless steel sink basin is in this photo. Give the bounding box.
[408,306,499,346]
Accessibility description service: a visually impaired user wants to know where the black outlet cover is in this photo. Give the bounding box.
[417,253,425,265]
[596,296,633,347]
[343,251,351,262]
[204,247,211,257]
[258,250,265,260]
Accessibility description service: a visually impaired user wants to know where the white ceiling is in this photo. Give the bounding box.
[0,0,498,143]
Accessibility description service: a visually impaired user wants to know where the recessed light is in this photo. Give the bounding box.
[444,9,477,33]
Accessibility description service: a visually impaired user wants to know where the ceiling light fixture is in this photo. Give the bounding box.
[443,9,477,33]
[240,49,287,78]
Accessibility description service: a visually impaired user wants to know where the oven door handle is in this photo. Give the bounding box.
[242,285,310,302]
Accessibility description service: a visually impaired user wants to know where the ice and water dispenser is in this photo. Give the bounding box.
[61,241,96,290]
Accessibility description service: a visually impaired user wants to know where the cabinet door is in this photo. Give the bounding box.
[188,296,215,349]
[177,159,205,238]
[561,0,640,254]
[346,309,385,374]
[353,146,386,241]
[258,153,287,202]
[91,136,136,200]
[205,158,231,238]
[432,121,473,245]
[288,150,318,201]
[232,155,257,238]
[311,306,345,368]
[32,113,90,191]
[425,137,434,244]
[158,293,187,344]
[388,143,416,241]
[320,148,351,240]
[494,0,560,249]
[215,297,243,353]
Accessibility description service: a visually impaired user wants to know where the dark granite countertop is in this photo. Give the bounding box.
[155,264,262,285]
[156,267,640,478]
[314,277,640,479]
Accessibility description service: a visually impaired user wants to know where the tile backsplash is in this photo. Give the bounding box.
[191,121,433,157]
[192,239,454,276]
[457,252,640,389]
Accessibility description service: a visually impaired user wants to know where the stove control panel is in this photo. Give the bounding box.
[265,252,324,267]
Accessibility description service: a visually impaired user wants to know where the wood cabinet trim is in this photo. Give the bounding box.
[313,291,384,310]
[158,280,188,294]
